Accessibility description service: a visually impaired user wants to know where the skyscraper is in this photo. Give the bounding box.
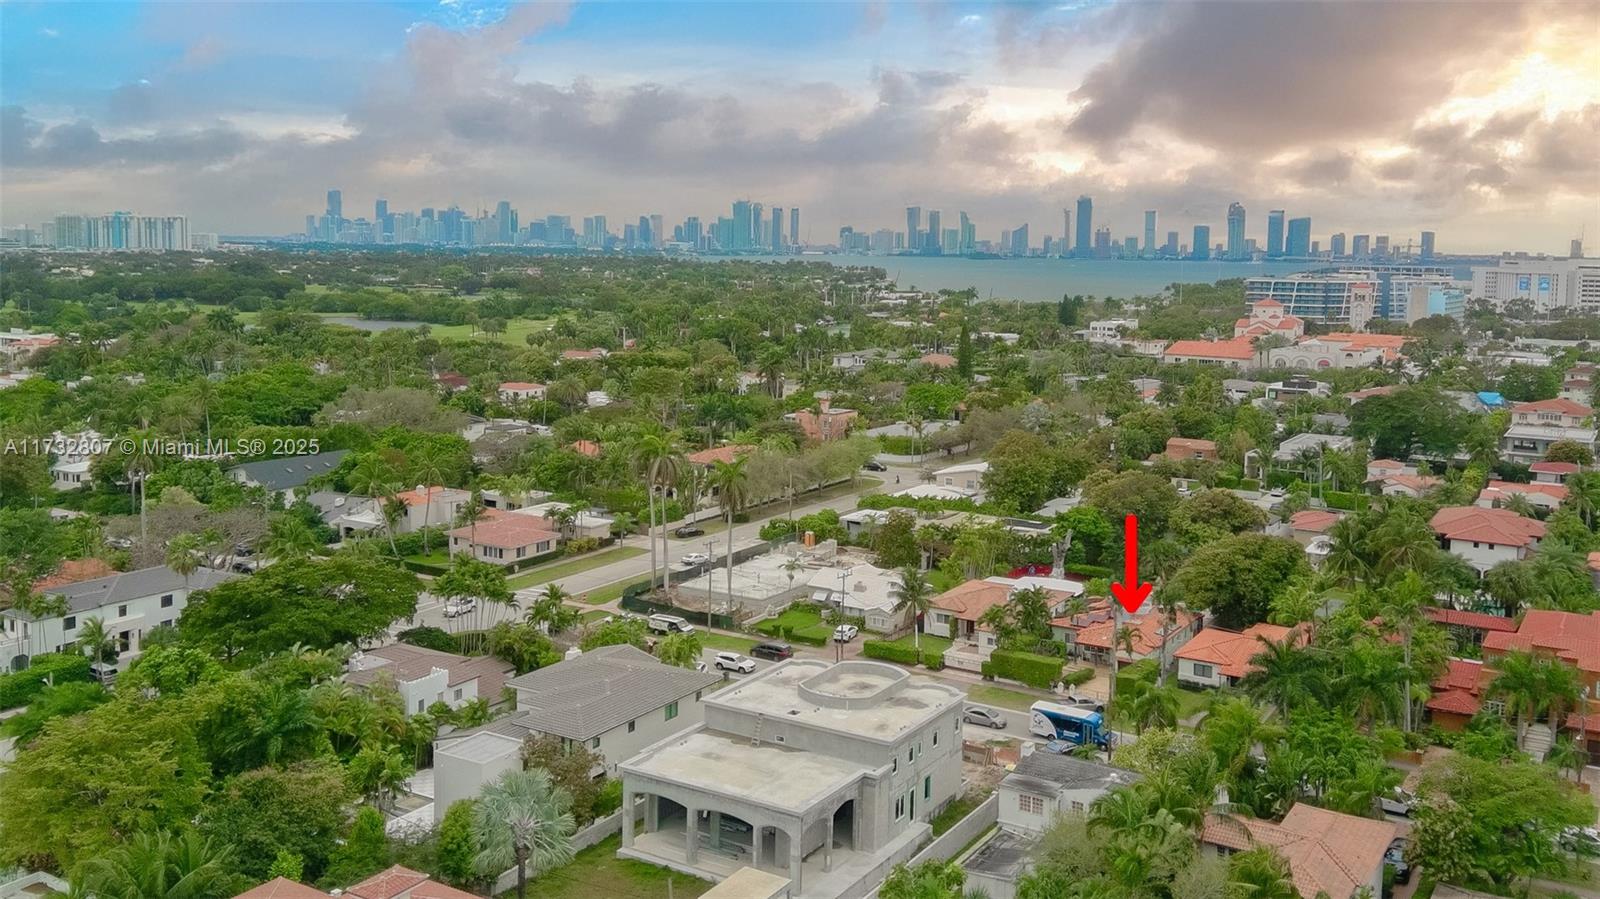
[1010,224,1030,257]
[959,212,975,254]
[790,208,800,248]
[1226,203,1247,260]
[1374,235,1390,258]
[684,216,702,249]
[731,200,753,251]
[1266,210,1286,258]
[1285,217,1312,257]
[1192,225,1211,260]
[926,210,941,252]
[495,200,515,243]
[1143,211,1157,258]
[651,214,665,249]
[906,207,922,251]
[771,207,783,251]
[1573,238,1585,259]
[1330,233,1347,258]
[1165,231,1179,255]
[1352,234,1371,258]
[1075,196,1093,256]
[326,189,342,221]
[375,198,388,223]
[1420,231,1435,261]
[1061,209,1072,257]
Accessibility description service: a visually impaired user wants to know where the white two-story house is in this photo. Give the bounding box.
[0,565,235,673]
[345,643,514,715]
[1429,506,1546,575]
[1500,398,1597,465]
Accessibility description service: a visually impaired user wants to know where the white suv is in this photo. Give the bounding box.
[714,651,756,673]
[444,597,476,618]
[833,624,860,642]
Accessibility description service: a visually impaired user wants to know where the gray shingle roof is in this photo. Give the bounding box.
[500,645,721,741]
[228,450,350,492]
[1003,751,1141,797]
[12,565,237,618]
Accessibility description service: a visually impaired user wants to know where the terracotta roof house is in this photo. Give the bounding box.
[433,372,471,393]
[30,558,118,591]
[686,444,755,467]
[1501,398,1596,465]
[1364,459,1412,480]
[346,865,484,899]
[1476,479,1568,511]
[1429,506,1546,573]
[1422,606,1517,648]
[1200,804,1397,899]
[928,577,1083,671]
[1425,657,1494,731]
[1163,338,1258,369]
[919,352,958,369]
[1056,605,1202,666]
[497,381,546,402]
[786,395,859,442]
[1531,460,1581,483]
[1164,437,1218,462]
[234,878,329,899]
[1373,473,1442,498]
[1286,509,1341,546]
[569,439,601,458]
[1175,623,1301,688]
[446,509,559,567]
[1483,609,1600,693]
[1345,385,1399,403]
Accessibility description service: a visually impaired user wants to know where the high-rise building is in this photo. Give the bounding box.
[790,208,800,248]
[650,214,665,249]
[1352,234,1371,258]
[942,228,959,254]
[1574,239,1586,259]
[1285,217,1312,257]
[771,207,783,251]
[1094,226,1112,257]
[1226,202,1247,260]
[684,216,702,249]
[326,189,342,221]
[1266,210,1286,258]
[960,212,975,254]
[1143,211,1157,258]
[1419,231,1435,262]
[1074,196,1093,255]
[926,211,941,252]
[375,199,389,228]
[1330,233,1347,258]
[495,200,515,243]
[1374,235,1390,258]
[1009,224,1030,256]
[905,207,922,252]
[1164,231,1179,255]
[1061,209,1072,257]
[1123,237,1138,257]
[1192,225,1211,260]
[731,201,753,251]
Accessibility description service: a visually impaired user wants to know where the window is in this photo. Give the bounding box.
[417,699,425,713]
[117,604,128,617]
[591,737,601,749]
[63,616,76,631]
[696,690,702,701]
[892,758,898,774]
[923,775,931,800]
[1192,663,1214,679]
[665,701,679,721]
[932,729,938,747]
[453,688,463,701]
[516,547,526,558]
[628,720,636,733]
[1071,801,1084,811]
[1019,794,1045,815]
[160,594,174,608]
[895,795,907,820]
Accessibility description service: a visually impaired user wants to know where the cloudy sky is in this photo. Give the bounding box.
[3,0,1597,254]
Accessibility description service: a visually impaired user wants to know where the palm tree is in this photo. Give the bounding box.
[525,583,579,635]
[348,454,400,552]
[230,682,320,767]
[455,489,489,549]
[409,446,451,555]
[1500,493,1539,519]
[1240,632,1323,718]
[890,566,934,650]
[263,513,320,561]
[1201,697,1284,781]
[1226,846,1298,899]
[1542,660,1584,746]
[472,769,578,899]
[632,434,685,592]
[1333,640,1405,732]
[1128,682,1181,734]
[1547,734,1588,783]
[1564,471,1600,528]
[165,532,203,587]
[77,615,116,683]
[72,829,239,899]
[1488,650,1546,749]
[707,457,750,616]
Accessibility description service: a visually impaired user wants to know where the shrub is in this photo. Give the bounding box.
[863,641,920,665]
[397,626,459,653]
[983,649,1065,690]
[0,652,92,710]
[1061,666,1095,688]
[593,778,624,818]
[1115,658,1159,697]
[563,536,602,556]
[1062,563,1112,579]
[920,649,946,670]
[1322,490,1367,511]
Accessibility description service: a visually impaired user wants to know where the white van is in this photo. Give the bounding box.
[648,614,696,635]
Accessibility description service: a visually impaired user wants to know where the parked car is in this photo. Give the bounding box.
[1385,838,1411,884]
[1379,788,1415,817]
[673,524,705,538]
[680,552,711,567]
[862,460,887,472]
[694,660,708,673]
[751,641,794,661]
[1042,739,1076,755]
[963,706,1007,729]
[444,597,476,618]
[1266,487,1287,499]
[1559,826,1600,856]
[833,624,860,643]
[715,651,757,673]
[647,614,695,635]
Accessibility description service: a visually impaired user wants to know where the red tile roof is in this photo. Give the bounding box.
[1531,461,1581,475]
[234,879,328,899]
[1288,509,1340,533]
[498,381,545,391]
[393,485,468,507]
[1346,386,1400,402]
[919,352,958,369]
[346,866,482,899]
[1377,474,1441,494]
[1429,506,1546,548]
[1164,338,1256,361]
[1201,804,1397,899]
[1176,623,1300,680]
[1423,607,1517,633]
[1513,398,1593,416]
[1478,480,1568,504]
[569,439,601,458]
[448,510,559,550]
[1426,657,1492,717]
[1319,332,1409,350]
[1068,609,1200,656]
[1484,609,1600,676]
[686,444,755,466]
[32,558,117,591]
[933,580,1014,621]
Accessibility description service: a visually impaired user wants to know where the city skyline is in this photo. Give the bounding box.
[2,1,1597,253]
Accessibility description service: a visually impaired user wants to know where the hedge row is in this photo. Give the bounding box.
[982,649,1065,690]
[0,652,93,710]
[863,641,920,665]
[1115,658,1159,697]
[920,649,946,670]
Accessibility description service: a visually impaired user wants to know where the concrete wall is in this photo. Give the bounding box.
[907,793,998,867]
[1177,658,1226,688]
[431,732,522,823]
[490,797,641,895]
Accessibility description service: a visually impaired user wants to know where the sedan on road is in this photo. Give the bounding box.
[680,552,710,567]
[833,624,860,643]
[751,642,794,661]
[714,651,757,673]
[963,706,1007,729]
[444,597,476,618]
[862,460,888,472]
[673,524,705,538]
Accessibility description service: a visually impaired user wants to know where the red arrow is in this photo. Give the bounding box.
[1110,514,1152,614]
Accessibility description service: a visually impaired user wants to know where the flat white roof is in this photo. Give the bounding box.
[625,728,866,814]
[708,660,962,743]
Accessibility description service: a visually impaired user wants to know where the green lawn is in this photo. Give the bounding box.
[423,317,552,343]
[580,609,613,624]
[404,550,452,567]
[755,606,833,643]
[582,581,631,605]
[738,476,883,521]
[966,684,1045,713]
[506,546,646,590]
[701,633,759,653]
[880,633,953,658]
[930,792,987,837]
[502,834,712,899]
